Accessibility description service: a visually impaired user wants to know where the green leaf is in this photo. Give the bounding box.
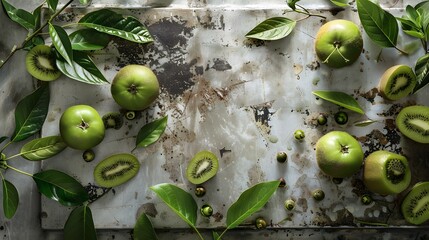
[414,54,429,93]
[69,29,110,51]
[11,84,50,142]
[312,90,365,114]
[150,183,197,227]
[56,50,108,85]
[134,213,159,240]
[46,0,58,12]
[330,0,348,7]
[135,116,167,149]
[353,119,378,127]
[32,5,42,29]
[23,36,45,51]
[20,136,67,161]
[1,0,35,30]
[49,24,73,65]
[357,0,398,48]
[245,17,296,41]
[287,0,300,10]
[226,181,279,229]
[78,9,153,44]
[33,170,89,206]
[2,179,18,219]
[212,231,221,240]
[64,205,97,240]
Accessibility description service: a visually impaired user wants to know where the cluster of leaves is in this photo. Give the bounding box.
[1,0,153,85]
[134,181,280,240]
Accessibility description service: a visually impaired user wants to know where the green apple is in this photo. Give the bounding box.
[315,19,363,68]
[59,105,105,150]
[315,131,364,178]
[110,65,160,111]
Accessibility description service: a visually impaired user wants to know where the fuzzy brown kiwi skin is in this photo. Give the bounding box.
[25,45,61,81]
[378,65,416,101]
[401,182,429,225]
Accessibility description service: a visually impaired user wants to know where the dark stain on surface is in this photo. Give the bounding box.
[359,87,378,104]
[207,58,232,71]
[357,125,402,157]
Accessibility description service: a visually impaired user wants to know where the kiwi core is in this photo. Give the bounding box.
[391,74,410,94]
[407,118,429,135]
[413,195,429,215]
[195,160,212,177]
[386,159,406,184]
[102,160,134,180]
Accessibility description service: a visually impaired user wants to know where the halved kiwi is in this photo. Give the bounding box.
[378,65,416,101]
[396,105,429,144]
[186,150,219,185]
[94,153,140,188]
[25,45,61,81]
[363,150,411,195]
[102,112,123,130]
[401,182,429,225]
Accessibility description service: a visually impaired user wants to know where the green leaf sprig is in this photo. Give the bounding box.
[312,90,365,114]
[135,116,168,149]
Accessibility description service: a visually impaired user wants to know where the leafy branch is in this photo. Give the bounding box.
[245,0,326,41]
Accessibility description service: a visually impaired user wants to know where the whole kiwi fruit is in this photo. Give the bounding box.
[186,150,219,185]
[401,182,429,225]
[102,112,124,130]
[94,153,140,188]
[378,65,416,101]
[363,150,411,195]
[25,45,61,81]
[396,105,429,144]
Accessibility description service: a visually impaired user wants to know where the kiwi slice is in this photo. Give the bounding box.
[102,112,123,130]
[396,105,429,144]
[363,150,411,195]
[378,65,416,101]
[401,182,429,225]
[94,153,140,188]
[186,150,219,185]
[25,45,61,81]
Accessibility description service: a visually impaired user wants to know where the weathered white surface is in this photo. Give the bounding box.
[1,0,429,239]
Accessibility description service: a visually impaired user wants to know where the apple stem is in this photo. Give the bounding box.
[79,120,89,130]
[340,145,349,154]
[322,44,349,64]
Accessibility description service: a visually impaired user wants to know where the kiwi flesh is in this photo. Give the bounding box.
[186,150,219,185]
[94,153,140,188]
[25,45,61,81]
[102,112,123,130]
[363,150,411,195]
[401,182,429,225]
[379,65,416,101]
[396,105,429,144]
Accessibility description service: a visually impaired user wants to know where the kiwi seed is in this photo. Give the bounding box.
[379,65,416,101]
[186,150,219,185]
[401,182,429,225]
[396,105,429,144]
[25,45,61,81]
[102,112,123,130]
[93,153,140,188]
[363,150,411,195]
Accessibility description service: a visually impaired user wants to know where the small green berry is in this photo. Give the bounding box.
[334,111,348,125]
[276,152,288,163]
[255,217,267,229]
[317,114,328,125]
[195,186,206,198]
[361,194,373,205]
[312,189,325,201]
[294,130,305,141]
[284,199,295,211]
[125,111,136,120]
[1,153,6,160]
[200,204,213,217]
[82,149,95,162]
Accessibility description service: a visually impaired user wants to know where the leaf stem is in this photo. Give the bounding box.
[217,229,228,240]
[6,164,33,177]
[295,4,326,19]
[0,0,75,70]
[192,227,204,240]
[354,218,389,227]
[395,46,409,55]
[0,141,12,153]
